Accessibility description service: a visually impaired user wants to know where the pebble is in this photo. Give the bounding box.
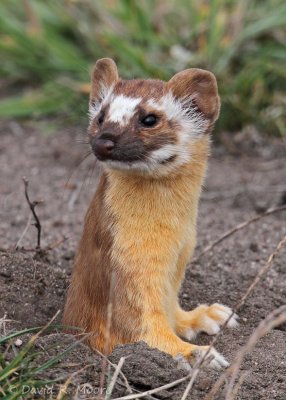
[196,377,212,391]
[15,339,23,347]
[0,270,12,278]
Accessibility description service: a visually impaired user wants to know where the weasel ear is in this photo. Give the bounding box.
[90,58,119,107]
[167,68,220,124]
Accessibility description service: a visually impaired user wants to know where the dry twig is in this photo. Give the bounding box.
[180,368,199,400]
[113,372,194,400]
[99,273,116,398]
[45,236,68,251]
[105,357,126,400]
[0,313,13,337]
[15,213,32,250]
[198,234,286,376]
[192,204,286,264]
[201,235,286,399]
[233,234,286,312]
[56,363,96,400]
[14,177,68,253]
[22,177,43,249]
[229,370,249,400]
[203,306,286,400]
[225,306,286,399]
[93,348,132,395]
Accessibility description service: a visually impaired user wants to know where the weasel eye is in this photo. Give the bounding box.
[141,114,157,127]
[98,111,105,125]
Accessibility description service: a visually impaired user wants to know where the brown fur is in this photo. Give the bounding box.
[167,68,220,123]
[63,59,234,366]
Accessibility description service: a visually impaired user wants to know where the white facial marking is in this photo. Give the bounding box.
[149,145,176,163]
[149,143,190,166]
[148,94,207,141]
[145,93,209,170]
[92,88,210,176]
[88,84,113,121]
[108,95,141,126]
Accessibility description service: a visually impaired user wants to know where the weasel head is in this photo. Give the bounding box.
[88,58,220,177]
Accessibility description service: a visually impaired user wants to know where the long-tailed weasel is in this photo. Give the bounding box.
[63,58,238,368]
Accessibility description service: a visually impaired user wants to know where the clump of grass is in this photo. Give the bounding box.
[0,0,285,135]
[0,321,81,399]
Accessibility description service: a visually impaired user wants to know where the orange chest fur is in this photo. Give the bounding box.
[103,161,205,275]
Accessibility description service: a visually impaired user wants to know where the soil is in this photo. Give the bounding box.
[0,120,286,399]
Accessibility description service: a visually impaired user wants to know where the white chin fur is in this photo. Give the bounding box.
[102,159,153,174]
[101,153,188,177]
[101,159,168,176]
[101,142,191,176]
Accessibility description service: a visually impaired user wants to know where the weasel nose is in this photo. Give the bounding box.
[91,138,115,160]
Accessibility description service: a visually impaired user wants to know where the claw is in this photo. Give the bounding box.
[195,347,229,369]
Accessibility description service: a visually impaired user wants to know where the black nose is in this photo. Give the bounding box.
[91,138,115,160]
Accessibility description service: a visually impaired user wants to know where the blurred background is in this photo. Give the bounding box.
[0,0,285,137]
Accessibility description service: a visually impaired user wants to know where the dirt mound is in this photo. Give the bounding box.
[0,251,68,328]
[0,121,286,399]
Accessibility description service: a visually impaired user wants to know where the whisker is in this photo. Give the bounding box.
[78,159,97,199]
[65,150,93,188]
[86,160,97,190]
[73,140,90,146]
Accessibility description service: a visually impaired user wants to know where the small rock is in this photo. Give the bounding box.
[63,250,75,260]
[196,377,212,391]
[0,270,12,278]
[249,242,259,252]
[15,339,23,347]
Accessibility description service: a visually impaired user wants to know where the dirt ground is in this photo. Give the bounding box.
[0,120,286,399]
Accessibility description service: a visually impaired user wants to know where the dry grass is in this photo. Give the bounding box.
[192,205,286,263]
[204,305,286,400]
[0,0,285,135]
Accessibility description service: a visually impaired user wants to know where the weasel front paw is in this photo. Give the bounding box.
[176,345,229,370]
[179,303,238,340]
[193,346,229,369]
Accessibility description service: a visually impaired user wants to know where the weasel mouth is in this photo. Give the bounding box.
[91,136,148,163]
[93,149,147,163]
[93,147,147,163]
